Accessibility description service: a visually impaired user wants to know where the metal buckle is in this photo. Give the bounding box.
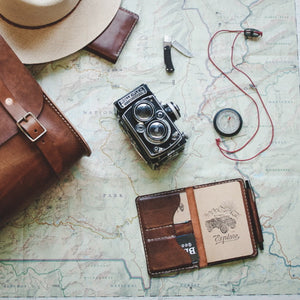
[16,112,47,142]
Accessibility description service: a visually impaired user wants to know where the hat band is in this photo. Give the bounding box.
[0,0,81,30]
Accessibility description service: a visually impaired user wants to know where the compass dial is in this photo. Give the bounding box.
[213,108,243,137]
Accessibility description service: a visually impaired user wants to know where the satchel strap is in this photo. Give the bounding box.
[0,79,63,174]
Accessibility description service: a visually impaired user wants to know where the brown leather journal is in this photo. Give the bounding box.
[85,7,139,63]
[136,178,263,276]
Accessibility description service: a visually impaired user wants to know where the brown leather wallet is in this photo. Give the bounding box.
[136,178,262,276]
[85,7,139,63]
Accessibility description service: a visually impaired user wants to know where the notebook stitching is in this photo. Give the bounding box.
[145,224,173,231]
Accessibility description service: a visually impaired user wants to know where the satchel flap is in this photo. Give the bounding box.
[0,35,43,146]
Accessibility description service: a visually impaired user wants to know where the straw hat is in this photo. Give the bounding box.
[0,0,121,64]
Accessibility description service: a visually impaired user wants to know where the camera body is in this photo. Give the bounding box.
[114,84,186,169]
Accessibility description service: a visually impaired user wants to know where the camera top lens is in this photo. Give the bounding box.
[133,101,154,122]
[163,102,181,122]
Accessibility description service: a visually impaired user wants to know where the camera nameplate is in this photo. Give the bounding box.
[118,85,148,109]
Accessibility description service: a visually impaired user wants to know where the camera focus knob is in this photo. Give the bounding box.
[163,102,181,122]
[171,131,179,141]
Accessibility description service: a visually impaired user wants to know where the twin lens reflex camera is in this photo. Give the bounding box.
[114,84,187,169]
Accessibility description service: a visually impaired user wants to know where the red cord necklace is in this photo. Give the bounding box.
[207,29,274,161]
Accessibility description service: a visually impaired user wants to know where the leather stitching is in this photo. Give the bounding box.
[116,8,139,57]
[43,93,90,155]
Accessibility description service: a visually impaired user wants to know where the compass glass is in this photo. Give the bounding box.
[213,108,243,137]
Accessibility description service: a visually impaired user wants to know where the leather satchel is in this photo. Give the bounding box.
[0,35,91,226]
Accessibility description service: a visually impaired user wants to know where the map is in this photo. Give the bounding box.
[1,0,300,297]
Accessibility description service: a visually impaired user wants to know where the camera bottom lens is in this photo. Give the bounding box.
[145,120,171,144]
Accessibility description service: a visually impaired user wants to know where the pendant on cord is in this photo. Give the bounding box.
[207,28,274,162]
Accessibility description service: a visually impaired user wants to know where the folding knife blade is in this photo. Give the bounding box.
[171,40,193,58]
[163,35,174,73]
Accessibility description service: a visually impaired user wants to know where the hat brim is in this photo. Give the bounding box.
[0,0,121,64]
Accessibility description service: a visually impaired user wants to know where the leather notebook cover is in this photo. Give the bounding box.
[136,178,261,276]
[85,7,139,63]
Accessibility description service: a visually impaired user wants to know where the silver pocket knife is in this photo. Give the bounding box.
[163,35,193,73]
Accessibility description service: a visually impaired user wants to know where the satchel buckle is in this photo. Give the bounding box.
[17,112,47,142]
